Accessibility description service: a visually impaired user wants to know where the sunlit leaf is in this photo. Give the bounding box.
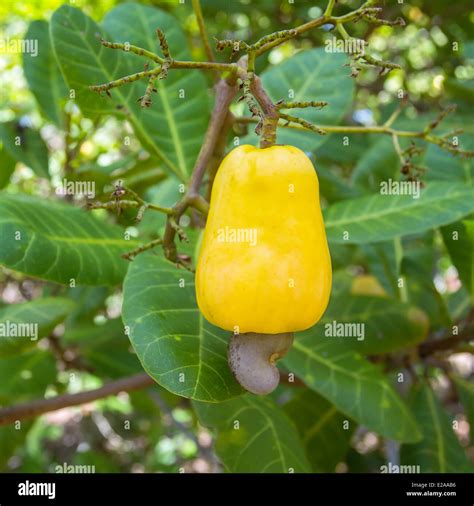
[325,182,474,244]
[23,20,68,126]
[0,146,16,189]
[122,253,242,401]
[51,4,211,180]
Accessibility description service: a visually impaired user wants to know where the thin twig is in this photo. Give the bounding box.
[275,100,328,110]
[122,238,163,261]
[324,0,337,17]
[279,112,327,135]
[192,0,216,67]
[235,117,474,158]
[254,0,397,56]
[337,23,400,75]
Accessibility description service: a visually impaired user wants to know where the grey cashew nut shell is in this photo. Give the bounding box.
[228,332,294,395]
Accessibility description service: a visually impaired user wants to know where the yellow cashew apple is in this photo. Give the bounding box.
[195,144,332,394]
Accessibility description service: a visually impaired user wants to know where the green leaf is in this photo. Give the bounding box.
[331,270,353,298]
[393,110,474,137]
[328,242,356,271]
[446,286,471,322]
[242,48,354,151]
[0,421,33,469]
[64,286,109,325]
[452,376,474,430]
[0,146,16,189]
[445,78,474,106]
[424,144,474,183]
[284,389,354,472]
[194,395,311,472]
[138,176,182,235]
[0,193,134,286]
[401,381,473,472]
[49,5,129,118]
[317,132,370,165]
[441,219,474,300]
[361,240,400,298]
[351,137,399,190]
[103,4,211,179]
[283,339,421,442]
[63,318,142,378]
[461,41,474,61]
[317,161,361,204]
[325,182,474,244]
[0,350,56,403]
[0,297,75,356]
[122,253,242,402]
[0,122,49,178]
[23,20,68,126]
[346,447,385,473]
[402,234,452,328]
[408,109,474,183]
[51,4,211,180]
[19,418,63,471]
[315,295,428,354]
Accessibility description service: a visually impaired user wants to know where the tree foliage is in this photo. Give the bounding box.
[0,0,473,474]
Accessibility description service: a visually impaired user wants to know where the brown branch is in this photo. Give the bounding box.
[0,373,154,427]
[419,324,474,358]
[421,308,474,358]
[189,78,239,194]
[162,70,241,263]
[206,111,234,201]
[382,311,474,372]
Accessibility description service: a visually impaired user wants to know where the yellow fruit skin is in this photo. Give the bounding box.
[196,144,332,334]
